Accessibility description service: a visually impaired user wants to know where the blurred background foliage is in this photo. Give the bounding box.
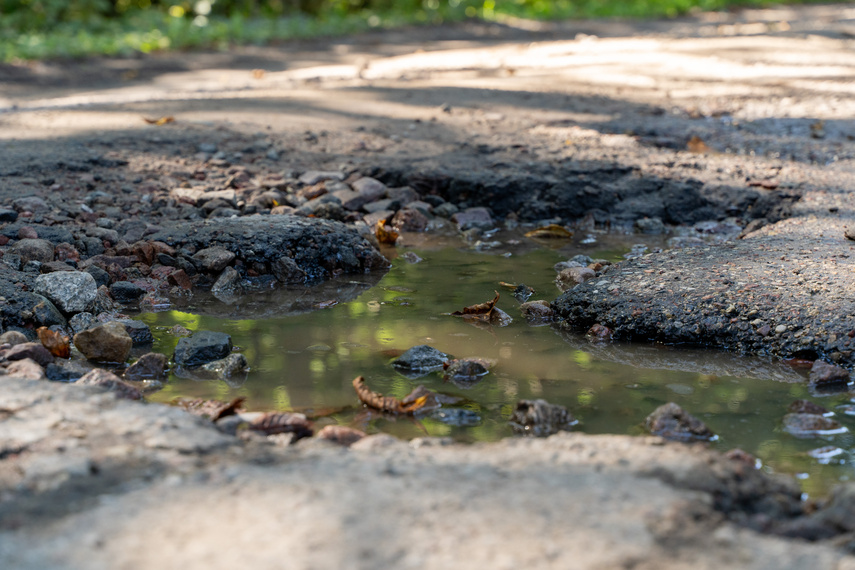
[0,0,835,60]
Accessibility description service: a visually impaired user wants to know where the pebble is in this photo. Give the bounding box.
[646,402,715,442]
[450,207,494,231]
[316,425,366,446]
[510,399,577,437]
[0,330,28,346]
[124,352,169,381]
[809,360,851,386]
[9,238,54,264]
[555,267,596,291]
[5,357,47,380]
[4,343,54,367]
[782,413,847,438]
[73,321,133,363]
[77,368,143,400]
[173,330,232,368]
[34,271,98,314]
[192,247,236,273]
[298,170,344,185]
[392,345,449,377]
[109,281,147,303]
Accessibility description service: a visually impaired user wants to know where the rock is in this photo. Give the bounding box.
[392,345,449,377]
[788,399,830,415]
[68,312,95,334]
[386,186,419,205]
[316,425,366,446]
[0,330,28,346]
[39,261,76,273]
[125,352,169,381]
[430,408,482,427]
[84,265,111,288]
[10,238,54,264]
[212,266,242,295]
[45,360,90,382]
[809,360,850,386]
[73,321,133,363]
[110,281,147,303]
[12,196,49,213]
[636,217,666,234]
[89,285,119,314]
[116,319,154,345]
[645,402,715,442]
[271,256,306,284]
[510,399,577,437]
[782,413,846,438]
[556,267,596,291]
[195,353,248,381]
[351,177,388,201]
[173,331,232,368]
[193,246,236,273]
[433,202,459,218]
[443,358,491,388]
[4,357,46,380]
[30,295,67,328]
[34,271,98,314]
[168,269,193,290]
[298,170,344,185]
[77,368,143,400]
[451,207,494,231]
[391,208,429,231]
[0,207,18,222]
[4,342,54,367]
[586,323,613,342]
[17,226,38,239]
[520,300,554,321]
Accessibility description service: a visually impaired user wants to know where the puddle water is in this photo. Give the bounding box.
[139,231,855,498]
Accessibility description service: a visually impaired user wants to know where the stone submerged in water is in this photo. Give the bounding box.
[510,399,578,437]
[787,399,830,415]
[173,330,232,368]
[392,344,449,377]
[125,352,169,381]
[809,360,851,386]
[442,358,491,388]
[782,413,846,438]
[645,402,715,442]
[73,321,133,363]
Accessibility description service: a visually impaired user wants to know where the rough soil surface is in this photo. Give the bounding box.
[2,4,855,568]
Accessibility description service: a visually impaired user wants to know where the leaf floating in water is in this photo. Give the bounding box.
[352,376,443,414]
[36,326,70,358]
[248,412,313,438]
[450,291,511,327]
[175,396,246,421]
[687,135,710,153]
[143,116,175,126]
[524,224,574,239]
[452,291,499,317]
[375,220,399,245]
[315,300,338,309]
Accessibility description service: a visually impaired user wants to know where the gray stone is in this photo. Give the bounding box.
[31,295,67,327]
[10,238,54,264]
[77,368,142,400]
[34,271,97,315]
[4,342,54,367]
[0,330,28,346]
[809,360,850,386]
[555,267,596,291]
[193,247,236,273]
[125,352,168,381]
[392,345,449,377]
[298,170,344,185]
[73,321,133,363]
[195,353,248,380]
[68,312,95,335]
[211,267,242,299]
[5,358,46,380]
[645,402,715,442]
[350,177,388,202]
[0,207,18,222]
[433,202,459,218]
[386,186,419,205]
[110,281,147,303]
[116,319,154,345]
[173,330,232,368]
[510,399,577,437]
[271,256,306,284]
[451,207,494,231]
[11,196,49,213]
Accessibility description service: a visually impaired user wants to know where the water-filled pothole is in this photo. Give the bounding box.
[140,230,853,498]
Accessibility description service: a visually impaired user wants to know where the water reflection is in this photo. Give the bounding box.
[139,232,855,497]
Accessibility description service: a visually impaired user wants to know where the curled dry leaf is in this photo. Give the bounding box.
[524,224,574,239]
[37,326,70,358]
[375,220,399,245]
[687,135,710,153]
[452,291,499,317]
[352,376,433,414]
[143,116,175,126]
[251,69,266,79]
[175,396,246,421]
[248,412,313,438]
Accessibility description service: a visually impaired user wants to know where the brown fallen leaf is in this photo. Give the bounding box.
[251,69,266,79]
[748,179,780,190]
[175,396,246,421]
[687,135,710,153]
[524,224,574,239]
[143,116,175,126]
[375,220,399,245]
[37,326,70,358]
[452,291,499,317]
[248,412,313,438]
[352,376,431,414]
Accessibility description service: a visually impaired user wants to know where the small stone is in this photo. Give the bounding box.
[73,321,133,363]
[195,353,248,380]
[351,177,388,201]
[386,186,419,205]
[125,352,169,381]
[510,399,577,437]
[0,331,28,346]
[116,319,154,345]
[391,208,429,232]
[110,281,147,303]
[34,271,98,314]
[4,358,46,380]
[586,323,613,342]
[443,358,492,388]
[68,312,95,335]
[298,170,344,185]
[17,226,38,239]
[85,265,111,288]
[77,368,143,400]
[555,267,596,291]
[0,207,18,222]
[392,345,449,377]
[9,238,54,264]
[212,266,242,295]
[12,196,49,213]
[520,300,554,321]
[645,402,715,442]
[782,413,845,438]
[271,256,306,284]
[636,217,666,234]
[316,425,366,446]
[4,343,54,367]
[168,269,193,290]
[31,295,67,328]
[173,330,232,368]
[39,261,76,273]
[192,247,236,273]
[775,325,788,334]
[809,360,850,386]
[788,399,830,415]
[451,207,494,231]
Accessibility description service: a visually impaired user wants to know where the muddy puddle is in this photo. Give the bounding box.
[138,230,855,498]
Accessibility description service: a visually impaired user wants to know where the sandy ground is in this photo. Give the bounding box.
[2,4,855,568]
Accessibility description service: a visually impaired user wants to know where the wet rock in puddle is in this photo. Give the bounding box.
[4,342,54,367]
[271,255,306,284]
[109,281,147,303]
[510,399,577,437]
[173,330,232,368]
[519,300,554,322]
[807,446,846,463]
[511,283,534,302]
[316,425,366,446]
[211,266,242,299]
[788,399,831,416]
[192,353,249,385]
[125,352,169,381]
[586,323,613,343]
[442,358,492,388]
[645,402,715,442]
[431,408,481,427]
[724,448,761,469]
[77,368,143,400]
[782,413,847,438]
[555,266,595,291]
[115,319,153,345]
[809,360,851,387]
[73,321,133,363]
[399,251,422,264]
[34,271,97,314]
[391,344,449,377]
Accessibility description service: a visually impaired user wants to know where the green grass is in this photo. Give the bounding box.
[0,0,837,62]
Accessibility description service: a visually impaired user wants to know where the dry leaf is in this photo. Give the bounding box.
[252,69,266,79]
[37,326,70,358]
[524,224,574,239]
[748,179,779,190]
[248,412,313,438]
[143,116,175,126]
[375,220,399,245]
[687,135,709,153]
[352,376,434,414]
[452,291,499,317]
[175,396,246,421]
